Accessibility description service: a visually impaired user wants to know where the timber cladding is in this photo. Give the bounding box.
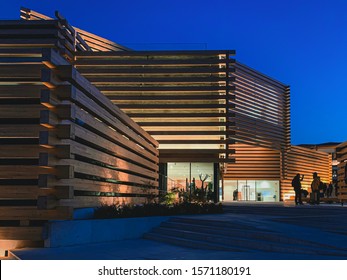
[282,145,332,200]
[74,50,236,162]
[224,143,282,181]
[0,21,158,251]
[336,141,347,201]
[232,62,290,151]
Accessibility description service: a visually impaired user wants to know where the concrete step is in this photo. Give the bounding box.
[159,220,336,249]
[149,227,315,255]
[144,221,347,257]
[168,217,258,230]
[143,232,252,253]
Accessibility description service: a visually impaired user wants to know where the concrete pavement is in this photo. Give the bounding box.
[9,202,347,260]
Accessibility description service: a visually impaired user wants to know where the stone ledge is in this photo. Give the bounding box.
[44,216,171,248]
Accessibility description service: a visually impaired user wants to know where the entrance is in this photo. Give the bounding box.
[239,180,256,201]
[241,184,251,201]
[223,180,279,202]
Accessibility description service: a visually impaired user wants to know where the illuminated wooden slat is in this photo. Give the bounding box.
[0,227,43,240]
[55,141,158,175]
[74,51,233,162]
[75,58,228,66]
[281,145,332,200]
[54,65,158,148]
[108,94,228,101]
[0,166,51,179]
[224,144,281,181]
[98,85,227,92]
[0,145,45,157]
[49,84,158,155]
[79,67,229,74]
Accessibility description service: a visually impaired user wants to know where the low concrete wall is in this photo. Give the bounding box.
[44,216,171,248]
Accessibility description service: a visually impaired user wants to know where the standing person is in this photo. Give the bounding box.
[327,182,333,198]
[311,172,321,205]
[335,182,339,197]
[233,189,238,201]
[292,173,304,205]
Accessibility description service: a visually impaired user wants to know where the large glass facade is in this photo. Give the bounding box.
[167,162,214,193]
[223,180,280,202]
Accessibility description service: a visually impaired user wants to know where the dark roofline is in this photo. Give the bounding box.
[298,142,342,148]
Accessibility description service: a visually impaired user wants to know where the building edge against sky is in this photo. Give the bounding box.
[5,7,333,202]
[0,7,333,252]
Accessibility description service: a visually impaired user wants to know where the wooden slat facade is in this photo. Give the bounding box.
[231,62,291,151]
[16,7,332,203]
[224,143,282,180]
[336,141,347,203]
[282,145,332,200]
[0,19,158,251]
[0,8,335,254]
[74,50,236,163]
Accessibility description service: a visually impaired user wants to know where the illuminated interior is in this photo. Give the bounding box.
[224,180,280,202]
[167,162,214,192]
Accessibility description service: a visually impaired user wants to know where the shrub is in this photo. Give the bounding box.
[94,202,223,219]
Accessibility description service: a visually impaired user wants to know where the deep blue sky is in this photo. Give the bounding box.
[1,0,347,145]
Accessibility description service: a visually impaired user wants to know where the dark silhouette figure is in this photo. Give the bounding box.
[335,182,339,197]
[327,182,333,197]
[311,172,321,204]
[292,173,304,205]
[233,189,238,201]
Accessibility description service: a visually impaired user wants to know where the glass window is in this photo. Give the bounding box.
[167,162,214,193]
[223,180,280,202]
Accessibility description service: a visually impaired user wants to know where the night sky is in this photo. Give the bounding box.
[2,0,346,145]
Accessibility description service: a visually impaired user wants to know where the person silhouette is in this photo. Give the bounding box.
[311,172,321,205]
[292,173,304,205]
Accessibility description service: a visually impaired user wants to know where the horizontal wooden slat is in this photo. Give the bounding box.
[51,85,158,156]
[53,65,158,148]
[0,166,51,179]
[75,58,230,66]
[0,227,43,240]
[79,66,229,74]
[0,125,43,137]
[55,124,159,169]
[0,105,43,118]
[0,185,72,199]
[39,156,158,186]
[0,206,73,220]
[55,140,158,175]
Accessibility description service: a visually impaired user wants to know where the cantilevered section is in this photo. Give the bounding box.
[74,50,236,163]
[231,62,290,150]
[224,63,290,182]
